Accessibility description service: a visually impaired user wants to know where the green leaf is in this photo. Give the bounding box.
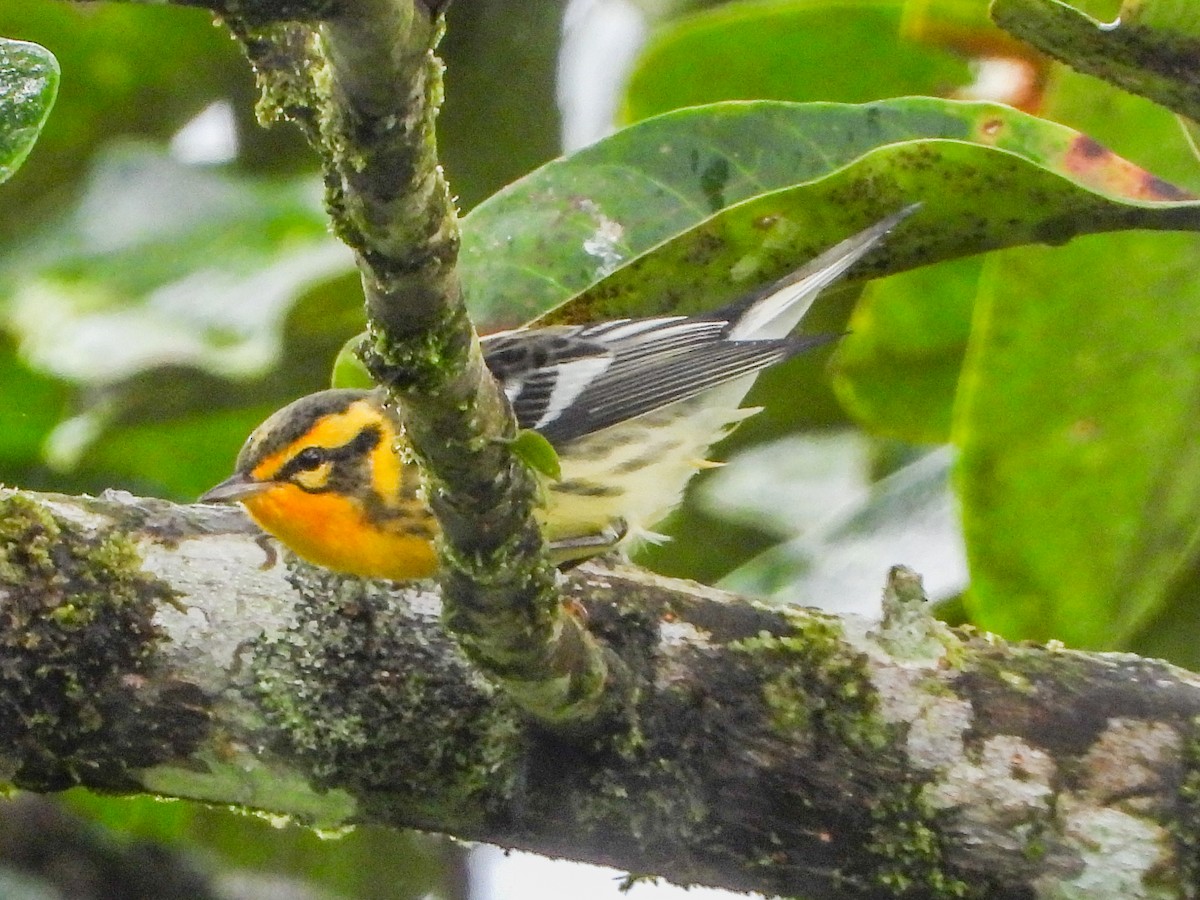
[331,334,375,389]
[956,231,1200,648]
[832,256,984,443]
[510,428,561,480]
[0,37,58,184]
[0,332,67,471]
[992,0,1200,120]
[622,0,973,123]
[460,98,1200,334]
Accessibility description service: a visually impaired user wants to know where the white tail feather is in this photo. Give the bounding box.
[728,205,918,341]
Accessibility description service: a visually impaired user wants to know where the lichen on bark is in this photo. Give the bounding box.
[0,492,210,791]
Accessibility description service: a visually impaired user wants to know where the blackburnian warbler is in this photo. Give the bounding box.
[199,208,911,579]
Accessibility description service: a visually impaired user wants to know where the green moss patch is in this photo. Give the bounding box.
[0,493,209,790]
[250,567,522,828]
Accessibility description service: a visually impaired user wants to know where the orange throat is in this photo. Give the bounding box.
[242,484,438,581]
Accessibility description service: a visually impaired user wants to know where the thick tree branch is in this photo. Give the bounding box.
[85,0,616,728]
[3,486,1200,898]
[991,0,1200,122]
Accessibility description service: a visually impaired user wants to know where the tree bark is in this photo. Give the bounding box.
[2,486,1198,899]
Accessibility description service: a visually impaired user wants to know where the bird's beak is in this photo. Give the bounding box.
[198,473,271,504]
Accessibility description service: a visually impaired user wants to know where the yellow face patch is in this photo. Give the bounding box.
[291,461,333,492]
[251,400,382,482]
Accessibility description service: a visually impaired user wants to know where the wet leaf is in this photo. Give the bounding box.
[0,37,57,184]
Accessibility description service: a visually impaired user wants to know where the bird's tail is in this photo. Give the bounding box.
[726,204,919,341]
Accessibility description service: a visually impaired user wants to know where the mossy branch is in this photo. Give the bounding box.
[4,487,1200,897]
[75,0,621,729]
[991,0,1200,121]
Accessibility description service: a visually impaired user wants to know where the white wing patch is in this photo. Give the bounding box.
[530,354,615,429]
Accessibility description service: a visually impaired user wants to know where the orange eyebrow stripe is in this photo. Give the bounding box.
[251,400,381,480]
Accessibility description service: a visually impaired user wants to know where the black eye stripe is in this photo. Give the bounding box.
[278,425,384,482]
[340,424,382,459]
[294,447,324,470]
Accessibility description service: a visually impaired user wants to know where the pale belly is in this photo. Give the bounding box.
[539,379,759,548]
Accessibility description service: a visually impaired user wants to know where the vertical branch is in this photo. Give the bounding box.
[219,0,625,729]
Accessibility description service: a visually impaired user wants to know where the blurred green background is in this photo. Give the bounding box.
[4,0,1200,896]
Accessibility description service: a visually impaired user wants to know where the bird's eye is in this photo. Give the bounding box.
[293,447,325,470]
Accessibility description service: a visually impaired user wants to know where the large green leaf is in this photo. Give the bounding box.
[0,37,57,185]
[956,231,1200,647]
[832,41,1200,445]
[832,256,984,443]
[622,0,973,123]
[950,47,1200,652]
[460,98,1200,333]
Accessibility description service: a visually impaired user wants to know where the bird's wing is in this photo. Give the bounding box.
[534,334,834,444]
[480,207,916,444]
[483,318,832,444]
[483,326,616,433]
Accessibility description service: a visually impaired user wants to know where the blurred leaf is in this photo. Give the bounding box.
[992,0,1200,119]
[956,232,1200,647]
[702,431,873,538]
[832,255,984,443]
[1127,552,1200,669]
[0,5,262,238]
[461,98,1200,335]
[0,37,57,184]
[63,791,456,900]
[900,0,1045,58]
[0,334,68,471]
[623,0,973,123]
[715,443,965,616]
[68,402,277,500]
[1,144,349,386]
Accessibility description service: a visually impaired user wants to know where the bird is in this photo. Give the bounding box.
[199,207,913,580]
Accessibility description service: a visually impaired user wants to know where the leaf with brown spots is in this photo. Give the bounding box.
[458,98,1200,333]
